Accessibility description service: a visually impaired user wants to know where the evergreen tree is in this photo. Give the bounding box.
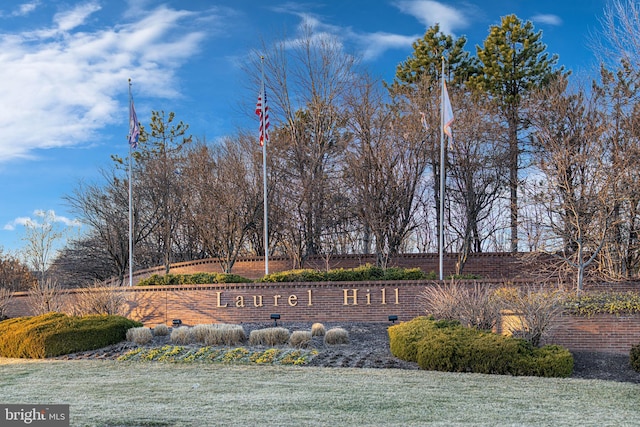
[470,14,564,252]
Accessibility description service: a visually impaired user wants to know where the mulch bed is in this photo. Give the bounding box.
[55,322,640,383]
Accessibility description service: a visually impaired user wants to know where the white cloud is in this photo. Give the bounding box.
[54,1,101,32]
[0,4,209,162]
[278,1,468,63]
[12,1,40,17]
[3,209,82,231]
[357,32,421,60]
[531,14,562,26]
[394,0,469,35]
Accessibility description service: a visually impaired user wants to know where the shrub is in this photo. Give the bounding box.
[189,324,211,343]
[202,324,246,346]
[0,288,13,319]
[565,291,640,317]
[324,327,349,345]
[27,279,64,315]
[0,312,142,358]
[388,316,447,362]
[289,331,312,348]
[249,327,290,346]
[71,282,127,316]
[137,273,252,286]
[631,344,640,373]
[389,317,573,377]
[517,345,574,378]
[126,327,153,345]
[495,284,567,347]
[259,264,428,282]
[420,281,501,330]
[153,324,169,336]
[170,326,192,345]
[311,322,326,337]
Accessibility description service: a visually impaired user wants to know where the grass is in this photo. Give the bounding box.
[1,359,638,426]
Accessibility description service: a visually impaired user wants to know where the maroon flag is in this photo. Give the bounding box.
[255,87,269,146]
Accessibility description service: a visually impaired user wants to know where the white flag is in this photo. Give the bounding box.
[443,81,454,138]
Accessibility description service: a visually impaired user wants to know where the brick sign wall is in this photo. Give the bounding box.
[7,280,640,354]
[82,281,424,326]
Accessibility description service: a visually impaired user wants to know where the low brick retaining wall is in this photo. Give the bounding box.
[6,281,640,355]
[543,313,640,354]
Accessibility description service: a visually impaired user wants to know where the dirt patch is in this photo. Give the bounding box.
[56,322,640,383]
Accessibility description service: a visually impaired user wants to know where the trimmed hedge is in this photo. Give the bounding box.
[137,272,252,286]
[389,317,573,377]
[564,291,640,317]
[0,312,142,358]
[259,264,429,283]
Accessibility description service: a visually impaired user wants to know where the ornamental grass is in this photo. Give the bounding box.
[289,330,312,348]
[248,327,290,346]
[126,327,154,345]
[311,322,326,336]
[324,327,349,345]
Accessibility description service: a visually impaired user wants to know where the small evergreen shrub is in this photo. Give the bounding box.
[311,322,326,337]
[289,330,312,348]
[153,324,169,336]
[126,327,153,344]
[324,327,349,345]
[249,327,291,346]
[137,273,252,286]
[258,264,428,282]
[631,344,640,373]
[388,316,455,362]
[565,291,640,317]
[0,312,141,358]
[170,326,192,345]
[389,316,573,377]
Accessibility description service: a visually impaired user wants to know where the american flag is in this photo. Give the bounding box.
[128,99,140,149]
[255,87,269,146]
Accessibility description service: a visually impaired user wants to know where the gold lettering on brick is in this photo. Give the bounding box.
[273,294,282,306]
[307,289,313,306]
[394,288,399,305]
[288,294,298,306]
[343,289,358,305]
[216,291,228,308]
[366,289,371,305]
[235,296,245,308]
[381,288,386,305]
[253,295,264,307]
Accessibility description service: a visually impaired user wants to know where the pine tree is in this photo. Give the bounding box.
[471,14,564,252]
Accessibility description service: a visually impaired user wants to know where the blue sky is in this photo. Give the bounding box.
[0,0,609,254]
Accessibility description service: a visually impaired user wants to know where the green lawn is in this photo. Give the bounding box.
[1,359,638,426]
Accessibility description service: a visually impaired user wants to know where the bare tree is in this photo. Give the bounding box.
[592,61,640,278]
[252,26,356,264]
[598,0,640,70]
[20,210,77,284]
[446,87,508,273]
[27,278,64,315]
[344,74,430,266]
[530,77,615,291]
[182,136,262,273]
[0,288,13,319]
[0,248,35,291]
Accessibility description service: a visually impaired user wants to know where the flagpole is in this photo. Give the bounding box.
[439,57,445,281]
[128,79,134,287]
[260,57,269,275]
